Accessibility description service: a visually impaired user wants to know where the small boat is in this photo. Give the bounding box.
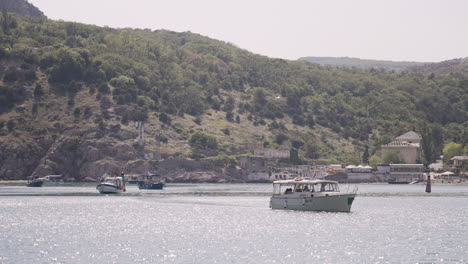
[96,174,126,194]
[26,177,44,187]
[42,175,64,185]
[137,172,165,190]
[270,178,357,212]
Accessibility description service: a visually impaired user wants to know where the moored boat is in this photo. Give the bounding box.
[42,175,64,185]
[270,178,357,212]
[137,172,165,190]
[96,174,126,194]
[26,177,44,187]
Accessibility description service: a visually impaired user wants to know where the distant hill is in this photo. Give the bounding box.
[298,56,425,72]
[0,0,45,18]
[407,58,468,75]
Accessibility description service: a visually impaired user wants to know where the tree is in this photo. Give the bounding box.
[443,142,463,165]
[382,151,404,164]
[289,148,302,165]
[369,152,383,167]
[421,123,435,167]
[34,84,44,99]
[253,88,267,110]
[1,8,9,34]
[275,133,288,144]
[158,112,171,125]
[6,119,15,132]
[362,145,370,164]
[189,131,218,150]
[304,143,321,159]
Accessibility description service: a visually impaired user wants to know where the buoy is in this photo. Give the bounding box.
[425,175,431,193]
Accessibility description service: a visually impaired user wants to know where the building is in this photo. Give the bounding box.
[388,164,425,183]
[381,131,422,164]
[345,165,373,173]
[451,156,468,168]
[376,164,391,174]
[395,131,422,144]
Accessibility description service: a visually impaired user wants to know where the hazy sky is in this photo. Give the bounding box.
[28,0,468,62]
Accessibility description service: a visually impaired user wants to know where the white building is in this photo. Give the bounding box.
[388,164,425,183]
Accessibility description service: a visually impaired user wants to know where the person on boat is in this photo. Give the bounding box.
[295,184,303,192]
[285,188,292,194]
[303,185,310,192]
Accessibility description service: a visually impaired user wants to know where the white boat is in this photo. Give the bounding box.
[41,175,63,185]
[96,175,126,194]
[270,178,357,212]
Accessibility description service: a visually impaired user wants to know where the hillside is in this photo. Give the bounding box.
[298,56,425,72]
[408,58,468,75]
[0,0,45,18]
[0,11,467,181]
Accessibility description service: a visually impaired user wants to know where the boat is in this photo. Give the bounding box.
[26,177,44,187]
[96,174,126,194]
[42,175,64,185]
[269,178,357,212]
[137,172,165,190]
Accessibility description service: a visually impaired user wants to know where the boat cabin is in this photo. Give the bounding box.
[272,179,340,196]
[102,177,124,187]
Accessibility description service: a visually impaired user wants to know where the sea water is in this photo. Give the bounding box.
[0,183,467,263]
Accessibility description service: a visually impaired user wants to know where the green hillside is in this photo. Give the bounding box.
[0,12,467,180]
[298,56,425,72]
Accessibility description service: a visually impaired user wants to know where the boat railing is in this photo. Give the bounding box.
[345,184,359,194]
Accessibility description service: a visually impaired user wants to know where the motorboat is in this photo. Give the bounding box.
[137,172,165,190]
[270,178,357,212]
[96,174,126,194]
[26,177,44,187]
[42,175,64,185]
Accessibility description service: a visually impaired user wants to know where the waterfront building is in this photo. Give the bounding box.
[451,156,468,168]
[381,131,422,164]
[388,164,425,183]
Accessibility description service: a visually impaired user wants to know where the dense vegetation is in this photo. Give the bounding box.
[298,56,425,72]
[0,11,467,164]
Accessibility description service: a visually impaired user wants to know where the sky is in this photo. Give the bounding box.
[28,0,468,62]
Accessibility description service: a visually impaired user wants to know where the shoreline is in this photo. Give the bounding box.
[1,180,468,185]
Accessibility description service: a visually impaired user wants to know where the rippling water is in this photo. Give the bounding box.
[0,183,467,263]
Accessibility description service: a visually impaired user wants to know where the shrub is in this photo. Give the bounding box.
[6,119,15,132]
[34,84,44,99]
[159,112,171,125]
[221,128,230,135]
[189,131,218,150]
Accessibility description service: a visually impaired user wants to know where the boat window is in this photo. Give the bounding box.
[321,183,339,192]
[294,184,303,192]
[273,184,282,195]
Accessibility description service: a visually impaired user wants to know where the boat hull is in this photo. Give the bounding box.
[26,181,43,187]
[138,183,164,190]
[270,193,356,212]
[96,183,123,194]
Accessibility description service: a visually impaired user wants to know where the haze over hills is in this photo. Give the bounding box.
[0,1,466,181]
[298,56,427,72]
